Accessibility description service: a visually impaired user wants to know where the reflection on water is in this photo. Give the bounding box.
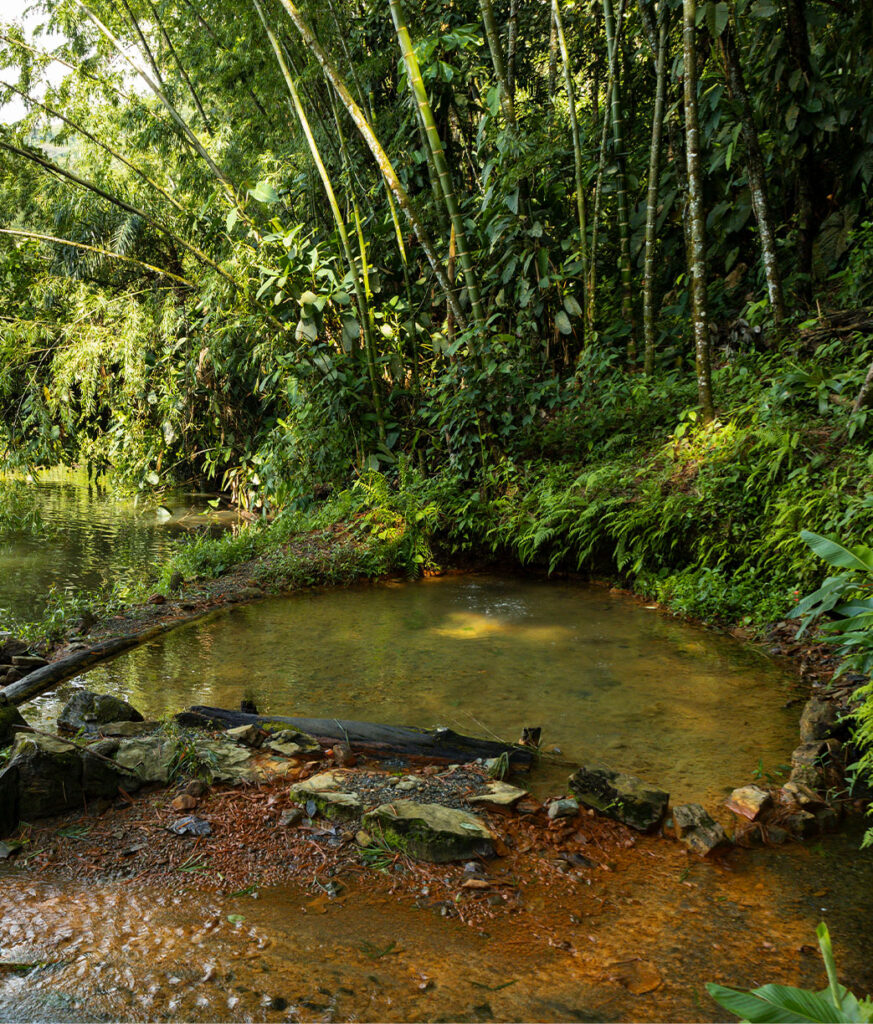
[0,468,214,621]
[32,575,801,805]
[1,827,871,1023]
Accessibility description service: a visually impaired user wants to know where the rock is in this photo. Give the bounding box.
[463,861,484,874]
[789,764,826,790]
[168,571,184,592]
[799,699,839,742]
[172,794,198,812]
[266,729,321,758]
[0,638,28,663]
[186,779,209,797]
[362,801,495,863]
[4,668,22,685]
[355,829,372,847]
[236,587,264,600]
[332,743,357,768]
[169,815,211,837]
[568,766,669,832]
[280,807,305,828]
[227,724,264,747]
[785,810,818,839]
[547,798,580,820]
[0,764,19,836]
[113,736,177,783]
[10,655,48,671]
[0,705,29,746]
[815,806,839,833]
[58,691,144,734]
[3,732,84,819]
[469,781,529,809]
[672,803,729,856]
[289,772,362,819]
[725,785,772,821]
[765,825,789,844]
[97,721,158,737]
[781,780,826,809]
[81,747,138,799]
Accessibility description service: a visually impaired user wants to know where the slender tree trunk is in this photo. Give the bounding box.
[389,0,487,338]
[682,0,714,421]
[548,7,559,99]
[277,0,467,329]
[552,0,588,340]
[721,20,785,324]
[643,5,668,374]
[603,0,636,358]
[144,0,213,134]
[506,0,519,99]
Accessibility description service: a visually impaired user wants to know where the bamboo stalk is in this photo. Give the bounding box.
[389,0,487,339]
[276,0,467,329]
[0,228,195,287]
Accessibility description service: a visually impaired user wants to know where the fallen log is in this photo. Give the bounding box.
[176,705,536,769]
[0,610,214,708]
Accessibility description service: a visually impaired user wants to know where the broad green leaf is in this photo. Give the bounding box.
[295,318,317,343]
[800,531,873,572]
[248,180,279,204]
[555,310,573,335]
[563,295,583,317]
[706,982,856,1023]
[225,207,239,233]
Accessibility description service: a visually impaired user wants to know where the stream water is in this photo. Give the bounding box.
[2,472,872,1021]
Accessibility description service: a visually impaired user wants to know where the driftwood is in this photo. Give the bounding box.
[1,611,213,707]
[177,705,536,769]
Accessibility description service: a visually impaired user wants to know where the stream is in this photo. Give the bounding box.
[2,471,872,1021]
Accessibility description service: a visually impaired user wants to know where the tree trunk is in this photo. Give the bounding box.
[682,0,715,420]
[643,5,669,374]
[721,19,786,324]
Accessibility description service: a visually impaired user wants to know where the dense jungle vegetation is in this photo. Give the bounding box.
[2,0,873,777]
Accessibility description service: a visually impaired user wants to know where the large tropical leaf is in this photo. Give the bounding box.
[800,531,873,573]
[705,982,856,1023]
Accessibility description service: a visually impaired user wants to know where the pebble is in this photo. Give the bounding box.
[171,794,198,812]
[547,798,580,820]
[280,808,305,828]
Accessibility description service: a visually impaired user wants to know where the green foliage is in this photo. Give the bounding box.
[0,479,53,538]
[791,530,873,845]
[707,923,873,1023]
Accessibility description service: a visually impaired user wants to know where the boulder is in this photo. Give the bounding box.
[568,766,669,832]
[113,736,177,784]
[97,721,158,738]
[0,705,29,747]
[725,785,771,821]
[672,803,729,857]
[289,771,362,819]
[363,800,495,863]
[58,691,144,733]
[785,810,818,839]
[0,764,19,837]
[0,638,28,664]
[781,780,826,810]
[4,733,85,820]
[799,698,840,742]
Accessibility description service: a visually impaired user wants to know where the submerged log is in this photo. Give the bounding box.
[1,612,213,708]
[177,705,536,769]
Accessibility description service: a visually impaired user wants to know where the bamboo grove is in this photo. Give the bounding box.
[1,0,872,502]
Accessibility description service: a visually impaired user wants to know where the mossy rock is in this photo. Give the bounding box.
[5,733,85,821]
[289,771,362,819]
[362,801,495,863]
[0,705,28,747]
[58,691,144,734]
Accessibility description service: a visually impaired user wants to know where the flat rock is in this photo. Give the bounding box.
[113,736,177,784]
[289,772,362,819]
[10,655,48,670]
[799,698,839,742]
[227,724,264,747]
[363,801,495,863]
[568,766,669,832]
[97,720,158,737]
[725,785,772,821]
[468,781,528,808]
[265,729,321,758]
[58,690,144,733]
